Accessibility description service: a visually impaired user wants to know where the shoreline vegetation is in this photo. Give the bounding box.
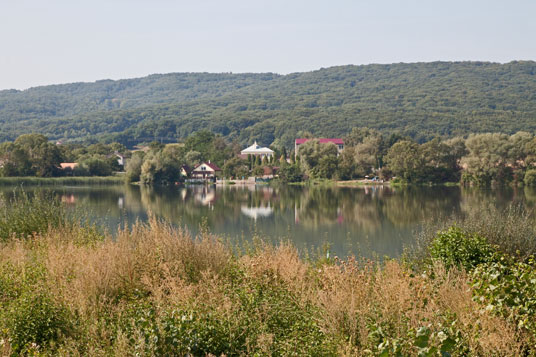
[0,176,124,186]
[0,193,535,355]
[2,129,536,189]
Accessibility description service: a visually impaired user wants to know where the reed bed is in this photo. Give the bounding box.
[0,176,124,187]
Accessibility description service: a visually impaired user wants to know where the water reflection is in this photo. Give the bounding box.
[241,205,273,220]
[2,185,533,258]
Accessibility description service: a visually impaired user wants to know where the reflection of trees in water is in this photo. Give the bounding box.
[292,186,387,231]
[292,186,462,232]
[458,186,535,221]
[339,188,387,233]
[381,187,462,228]
[0,186,130,217]
[294,187,342,228]
[4,185,533,240]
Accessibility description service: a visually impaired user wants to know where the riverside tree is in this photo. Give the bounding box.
[298,140,339,179]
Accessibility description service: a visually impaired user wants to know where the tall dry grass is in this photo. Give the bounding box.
[0,217,533,355]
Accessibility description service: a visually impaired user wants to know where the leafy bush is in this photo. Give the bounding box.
[429,227,496,271]
[367,319,465,356]
[3,291,72,354]
[0,263,73,355]
[472,256,536,342]
[278,164,303,183]
[525,169,536,187]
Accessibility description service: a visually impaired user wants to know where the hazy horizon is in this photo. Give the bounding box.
[1,0,534,90]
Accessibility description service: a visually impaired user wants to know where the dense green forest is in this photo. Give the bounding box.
[1,61,536,147]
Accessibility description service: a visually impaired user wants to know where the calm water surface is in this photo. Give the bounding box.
[4,185,536,258]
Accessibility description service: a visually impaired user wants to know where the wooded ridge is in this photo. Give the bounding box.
[1,61,535,147]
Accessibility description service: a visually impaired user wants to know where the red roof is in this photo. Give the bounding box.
[60,163,78,170]
[193,162,221,172]
[295,138,344,145]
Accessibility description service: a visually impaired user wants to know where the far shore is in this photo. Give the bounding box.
[0,176,125,186]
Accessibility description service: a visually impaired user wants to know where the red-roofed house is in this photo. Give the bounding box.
[295,138,344,157]
[192,161,222,180]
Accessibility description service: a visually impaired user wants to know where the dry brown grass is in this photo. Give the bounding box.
[0,218,531,355]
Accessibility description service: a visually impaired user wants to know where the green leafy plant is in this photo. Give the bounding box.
[472,256,536,343]
[429,227,496,271]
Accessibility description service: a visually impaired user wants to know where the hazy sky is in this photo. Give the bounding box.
[1,0,535,90]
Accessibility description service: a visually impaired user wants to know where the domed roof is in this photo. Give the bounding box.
[241,141,274,154]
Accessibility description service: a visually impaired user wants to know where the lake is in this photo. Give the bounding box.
[3,184,535,258]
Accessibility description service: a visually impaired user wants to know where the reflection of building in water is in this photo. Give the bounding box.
[193,186,217,206]
[241,204,273,220]
[118,197,124,209]
[61,194,76,204]
[180,188,188,201]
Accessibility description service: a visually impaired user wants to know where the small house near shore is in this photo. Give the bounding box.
[191,161,221,180]
[240,141,274,160]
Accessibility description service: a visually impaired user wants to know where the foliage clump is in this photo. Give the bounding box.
[429,227,496,271]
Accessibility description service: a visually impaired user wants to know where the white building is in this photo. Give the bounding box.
[240,141,274,159]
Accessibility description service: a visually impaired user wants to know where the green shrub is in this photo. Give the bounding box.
[472,256,536,342]
[429,227,496,271]
[3,291,72,354]
[366,312,469,356]
[525,169,536,187]
[278,164,303,183]
[0,262,74,355]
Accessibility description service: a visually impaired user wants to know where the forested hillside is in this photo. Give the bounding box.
[1,61,535,147]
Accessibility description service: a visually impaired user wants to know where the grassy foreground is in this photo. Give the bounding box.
[0,197,535,355]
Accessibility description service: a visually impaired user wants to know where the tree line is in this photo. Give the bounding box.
[125,128,536,187]
[0,134,126,177]
[1,129,536,187]
[287,129,536,187]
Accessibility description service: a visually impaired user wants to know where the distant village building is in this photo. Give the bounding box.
[60,163,78,170]
[294,138,344,157]
[115,153,125,166]
[191,161,222,180]
[240,141,274,159]
[180,165,192,177]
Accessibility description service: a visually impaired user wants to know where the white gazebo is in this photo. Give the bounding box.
[240,141,274,159]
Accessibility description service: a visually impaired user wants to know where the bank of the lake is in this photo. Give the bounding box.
[0,176,125,186]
